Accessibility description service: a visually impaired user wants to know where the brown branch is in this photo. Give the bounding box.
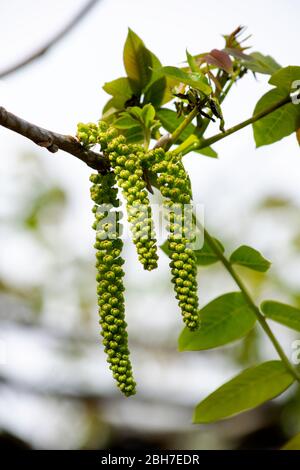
[0,0,101,79]
[0,106,109,172]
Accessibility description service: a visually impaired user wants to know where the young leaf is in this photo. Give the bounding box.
[282,432,300,450]
[269,66,300,91]
[230,245,271,272]
[102,98,119,121]
[160,240,170,257]
[161,76,182,105]
[159,66,212,95]
[186,50,200,73]
[245,52,281,75]
[141,103,156,128]
[114,114,141,129]
[194,361,295,423]
[144,51,166,107]
[253,88,300,147]
[261,300,300,332]
[194,236,224,265]
[103,77,133,108]
[156,108,196,142]
[144,77,166,107]
[156,109,218,158]
[205,49,233,74]
[175,134,218,158]
[121,126,144,144]
[179,292,256,351]
[123,28,152,92]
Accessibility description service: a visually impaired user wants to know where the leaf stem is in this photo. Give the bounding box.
[165,107,198,151]
[201,224,300,382]
[178,94,292,156]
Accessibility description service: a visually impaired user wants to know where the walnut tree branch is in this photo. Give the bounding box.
[0,106,109,172]
[0,0,100,79]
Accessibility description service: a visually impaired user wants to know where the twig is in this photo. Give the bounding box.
[165,107,198,151]
[0,106,109,172]
[201,223,300,383]
[176,94,292,156]
[0,0,100,79]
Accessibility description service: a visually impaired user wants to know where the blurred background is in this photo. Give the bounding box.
[0,0,300,450]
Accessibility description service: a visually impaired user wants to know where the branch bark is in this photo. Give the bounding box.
[0,0,100,79]
[0,106,109,172]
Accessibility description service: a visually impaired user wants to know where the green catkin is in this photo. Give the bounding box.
[90,171,136,397]
[151,148,200,330]
[95,122,158,271]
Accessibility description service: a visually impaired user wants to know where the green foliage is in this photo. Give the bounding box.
[244,52,281,75]
[159,66,212,95]
[269,66,300,91]
[195,236,224,265]
[261,300,300,332]
[194,361,295,423]
[103,77,133,109]
[75,28,300,412]
[123,28,153,92]
[114,104,160,146]
[186,49,200,73]
[229,245,271,272]
[179,292,256,351]
[156,108,217,157]
[253,87,300,147]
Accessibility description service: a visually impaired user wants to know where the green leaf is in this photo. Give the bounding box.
[156,109,217,158]
[245,52,281,75]
[143,50,166,108]
[123,29,152,92]
[194,236,224,265]
[103,77,133,108]
[141,103,156,128]
[282,432,300,450]
[114,114,141,129]
[253,87,300,147]
[102,98,119,121]
[194,361,295,423]
[230,245,271,272]
[156,108,196,142]
[186,50,200,73]
[121,126,144,144]
[175,134,218,158]
[160,240,170,257]
[261,300,300,332]
[195,146,218,158]
[159,66,212,95]
[179,292,256,351]
[269,66,300,91]
[144,77,166,107]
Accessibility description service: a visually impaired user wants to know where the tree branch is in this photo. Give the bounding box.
[0,106,109,172]
[0,0,100,79]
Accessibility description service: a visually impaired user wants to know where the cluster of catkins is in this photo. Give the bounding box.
[90,171,136,396]
[77,120,199,396]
